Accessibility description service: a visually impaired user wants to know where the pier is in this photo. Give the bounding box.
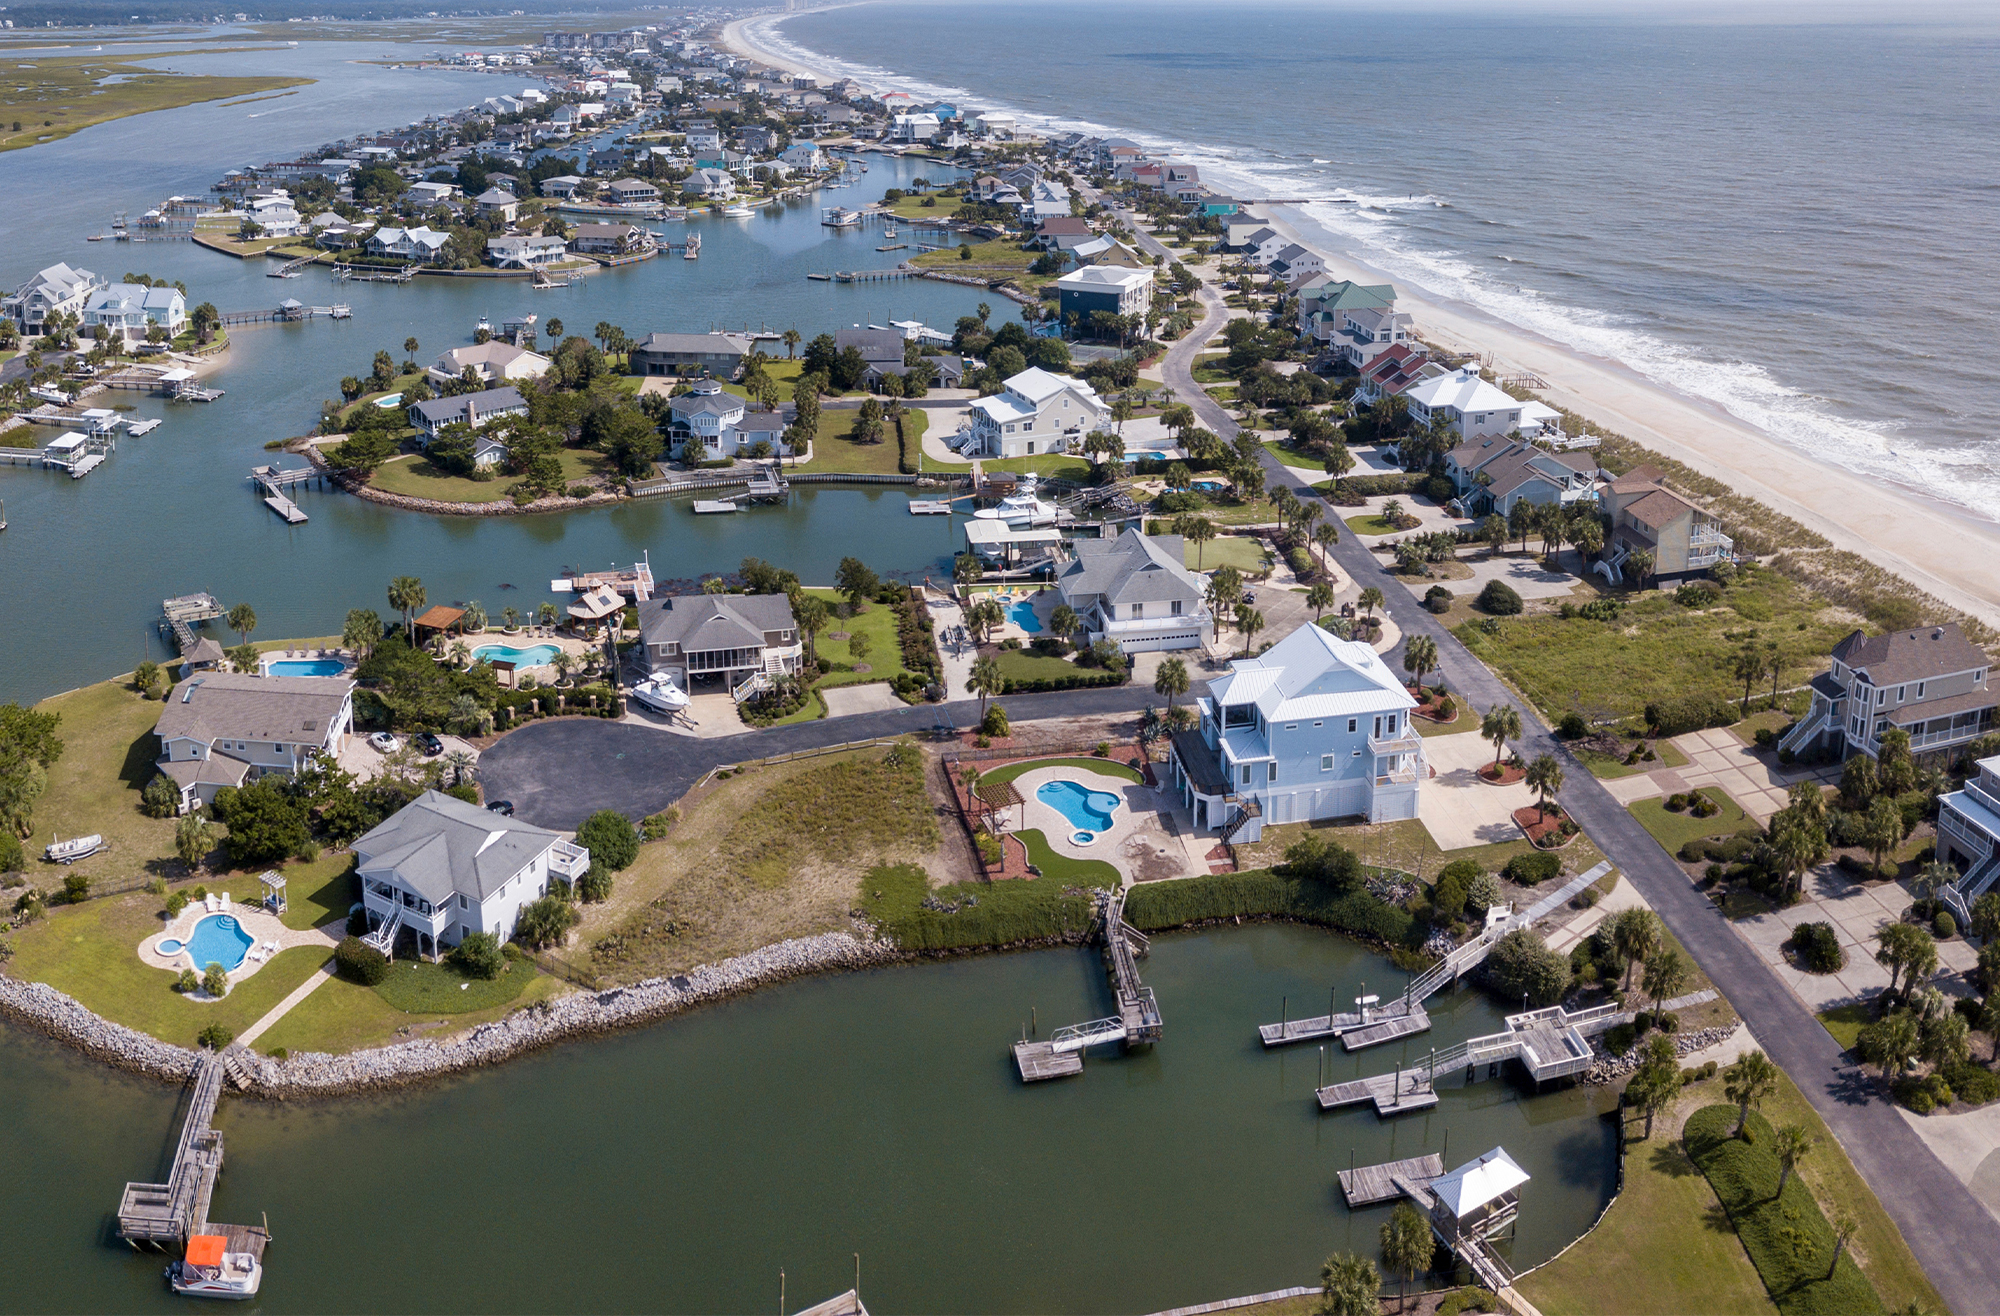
[1258,863,1613,1049]
[1338,1153,1445,1207]
[1337,1147,1533,1305]
[249,466,313,523]
[332,263,413,283]
[114,1052,269,1257]
[160,592,223,657]
[1013,890,1162,1082]
[218,301,351,326]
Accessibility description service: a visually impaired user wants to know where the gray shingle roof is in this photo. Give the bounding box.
[353,789,567,906]
[410,386,527,426]
[638,593,796,652]
[1833,624,1990,686]
[153,671,353,747]
[1059,529,1203,608]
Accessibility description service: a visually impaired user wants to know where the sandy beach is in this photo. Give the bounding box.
[721,13,2000,628]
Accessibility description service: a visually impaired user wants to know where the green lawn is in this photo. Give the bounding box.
[373,956,539,1013]
[1575,737,1691,780]
[802,588,908,690]
[253,966,564,1056]
[1344,514,1400,536]
[1175,492,1286,527]
[1732,709,1793,745]
[1453,562,1847,725]
[335,370,427,426]
[910,239,1055,290]
[1413,712,1475,738]
[27,677,183,881]
[1817,1002,1871,1051]
[1630,791,1756,855]
[368,447,611,503]
[977,756,1144,787]
[791,407,928,476]
[990,648,1093,689]
[276,852,357,931]
[1190,352,1231,384]
[1187,535,1268,574]
[1261,439,1327,472]
[1015,828,1123,885]
[1524,1081,1776,1316]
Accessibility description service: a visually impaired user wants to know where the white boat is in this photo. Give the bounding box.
[46,833,104,864]
[629,675,691,714]
[474,314,492,336]
[166,1235,261,1300]
[720,205,755,219]
[972,473,1062,528]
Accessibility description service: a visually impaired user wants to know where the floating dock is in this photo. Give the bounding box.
[249,465,315,523]
[907,499,954,515]
[691,500,738,514]
[1338,1153,1445,1207]
[1319,1068,1440,1116]
[1014,890,1160,1082]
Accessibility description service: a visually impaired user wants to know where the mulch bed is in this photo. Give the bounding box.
[1408,686,1458,724]
[1478,761,1526,786]
[1513,804,1577,848]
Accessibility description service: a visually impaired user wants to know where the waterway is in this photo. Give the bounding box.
[0,39,995,707]
[0,923,1617,1313]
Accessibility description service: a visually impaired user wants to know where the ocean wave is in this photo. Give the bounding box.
[741,12,2000,523]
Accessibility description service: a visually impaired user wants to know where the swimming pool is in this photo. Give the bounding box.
[472,643,561,668]
[1037,780,1121,837]
[1192,479,1226,492]
[1006,599,1044,634]
[373,392,404,408]
[157,938,184,956]
[184,914,255,972]
[266,658,347,677]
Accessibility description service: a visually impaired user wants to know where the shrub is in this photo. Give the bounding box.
[981,703,1011,737]
[1437,1287,1500,1316]
[1665,792,1689,813]
[514,893,579,949]
[334,935,390,986]
[346,906,369,936]
[1434,859,1482,922]
[1125,867,1412,947]
[60,873,90,904]
[576,809,640,871]
[1424,585,1453,614]
[0,831,20,874]
[166,890,189,917]
[201,962,229,998]
[1503,852,1561,886]
[1558,712,1588,740]
[1604,1022,1637,1056]
[1476,579,1523,615]
[197,1023,234,1051]
[1674,581,1721,608]
[141,773,179,818]
[1485,929,1569,1005]
[1936,911,1957,940]
[578,861,614,903]
[1943,1063,2000,1107]
[1785,921,1845,973]
[1435,694,1456,719]
[175,968,198,994]
[449,931,506,980]
[1465,871,1500,916]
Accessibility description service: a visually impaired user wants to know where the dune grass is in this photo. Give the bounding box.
[0,53,310,153]
[858,861,1103,951]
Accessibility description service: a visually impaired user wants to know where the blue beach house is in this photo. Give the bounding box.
[1169,624,1422,842]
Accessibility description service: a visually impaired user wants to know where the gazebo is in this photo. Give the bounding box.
[412,605,467,649]
[1427,1146,1528,1251]
[971,778,1025,831]
[566,584,625,635]
[258,869,286,915]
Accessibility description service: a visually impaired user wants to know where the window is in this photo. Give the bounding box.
[1313,721,1323,728]
[458,894,469,910]
[1267,762,1278,783]
[1917,683,1925,699]
[1285,724,1296,732]
[1348,719,1358,733]
[1240,766,1252,786]
[1131,603,1144,619]
[1373,715,1382,738]
[1171,600,1183,616]
[1321,754,1333,772]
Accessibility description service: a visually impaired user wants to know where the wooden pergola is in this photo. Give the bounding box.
[412,605,467,646]
[972,779,1025,831]
[258,869,286,914]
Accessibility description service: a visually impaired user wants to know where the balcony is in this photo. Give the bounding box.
[550,840,590,879]
[362,886,448,931]
[1375,768,1419,786]
[1369,730,1422,755]
[1966,779,2000,821]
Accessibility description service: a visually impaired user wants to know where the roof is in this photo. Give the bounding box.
[1885,688,2000,725]
[570,222,639,239]
[1430,1147,1530,1218]
[412,605,465,630]
[637,593,796,653]
[1006,366,1098,406]
[1832,624,1991,685]
[153,672,353,748]
[1036,216,1093,236]
[1055,265,1153,292]
[1207,623,1414,723]
[1623,488,1696,531]
[353,789,567,906]
[670,392,744,418]
[409,386,528,425]
[1058,529,1205,609]
[834,327,904,365]
[634,331,750,358]
[474,187,517,204]
[1403,366,1524,417]
[436,341,546,372]
[568,584,624,621]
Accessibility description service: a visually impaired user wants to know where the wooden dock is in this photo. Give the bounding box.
[1258,1000,1427,1049]
[116,1052,227,1241]
[1341,1009,1434,1051]
[1317,1068,1439,1116]
[250,465,314,523]
[1013,890,1161,1082]
[1338,1153,1445,1207]
[1012,1040,1084,1082]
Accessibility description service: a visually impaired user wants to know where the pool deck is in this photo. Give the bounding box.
[139,903,339,996]
[1004,763,1210,883]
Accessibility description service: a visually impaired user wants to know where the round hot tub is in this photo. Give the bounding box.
[157,938,185,956]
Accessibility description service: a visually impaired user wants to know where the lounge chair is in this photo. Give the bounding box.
[219,892,230,911]
[265,940,280,954]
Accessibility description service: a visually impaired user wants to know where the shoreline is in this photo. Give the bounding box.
[719,14,2000,629]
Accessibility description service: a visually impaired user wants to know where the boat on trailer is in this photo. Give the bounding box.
[629,675,691,714]
[46,833,104,864]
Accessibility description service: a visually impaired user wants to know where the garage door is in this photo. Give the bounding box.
[1121,632,1201,654]
[1314,779,1366,821]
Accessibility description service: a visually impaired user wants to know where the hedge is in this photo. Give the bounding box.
[1502,851,1561,885]
[1683,1105,1885,1316]
[1001,669,1126,694]
[492,683,621,722]
[1124,868,1414,946]
[859,863,1101,951]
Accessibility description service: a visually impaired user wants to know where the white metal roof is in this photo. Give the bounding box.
[1429,1146,1529,1218]
[1005,366,1094,405]
[1403,367,1523,417]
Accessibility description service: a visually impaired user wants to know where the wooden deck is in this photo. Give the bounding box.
[1341,1008,1433,1052]
[1257,1000,1429,1049]
[1013,1040,1083,1082]
[1337,1153,1445,1207]
[1317,1068,1439,1117]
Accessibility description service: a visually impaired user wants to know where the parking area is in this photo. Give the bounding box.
[1416,729,1535,851]
[1598,727,1838,825]
[1731,864,1979,1010]
[1400,552,1581,603]
[338,731,481,782]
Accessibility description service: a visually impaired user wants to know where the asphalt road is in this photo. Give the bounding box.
[479,684,1169,830]
[1158,280,2000,1309]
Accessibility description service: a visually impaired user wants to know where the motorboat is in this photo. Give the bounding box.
[972,472,1062,528]
[46,833,104,864]
[629,675,691,714]
[720,205,755,219]
[474,313,492,336]
[166,1234,261,1300]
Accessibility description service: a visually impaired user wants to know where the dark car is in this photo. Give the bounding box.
[486,800,514,816]
[415,732,443,756]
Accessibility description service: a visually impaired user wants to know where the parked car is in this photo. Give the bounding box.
[414,731,443,756]
[485,800,515,816]
[368,731,401,753]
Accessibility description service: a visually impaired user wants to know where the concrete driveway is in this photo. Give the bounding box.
[1405,553,1580,602]
[823,682,905,717]
[1669,726,1838,824]
[1418,729,1534,851]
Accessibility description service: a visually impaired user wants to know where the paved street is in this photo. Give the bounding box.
[1159,280,2000,1309]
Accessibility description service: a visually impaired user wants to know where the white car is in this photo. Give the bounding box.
[368,732,401,753]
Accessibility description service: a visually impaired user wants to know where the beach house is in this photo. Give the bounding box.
[353,790,590,960]
[1055,529,1213,654]
[83,283,187,343]
[408,386,529,440]
[630,331,753,378]
[367,225,451,263]
[1443,436,1601,518]
[568,222,649,255]
[1055,265,1154,324]
[1781,623,1996,765]
[484,234,567,268]
[684,167,737,200]
[3,262,104,335]
[151,672,356,814]
[243,191,303,237]
[1168,623,1423,841]
[1937,757,2000,903]
[1403,366,1563,442]
[1595,466,1736,586]
[473,187,520,222]
[427,342,551,387]
[635,593,803,696]
[964,366,1108,458]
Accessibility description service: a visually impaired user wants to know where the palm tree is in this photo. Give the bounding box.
[1379,1204,1430,1313]
[1048,603,1079,649]
[1323,441,1355,493]
[1358,586,1383,620]
[538,601,559,628]
[781,328,801,359]
[448,640,470,668]
[552,650,579,686]
[1827,1211,1860,1281]
[1154,657,1190,714]
[1312,521,1339,571]
[1624,546,1654,586]
[403,335,420,368]
[1609,906,1661,990]
[1235,604,1265,656]
[794,594,830,664]
[967,655,1003,718]
[1175,514,1217,570]
[1307,581,1336,619]
[443,749,476,787]
[547,317,564,341]
[1402,635,1438,690]
[1111,395,1135,435]
[1318,1252,1381,1316]
[1526,752,1564,820]
[1481,703,1522,771]
[1773,1123,1816,1197]
[387,576,426,639]
[1723,1050,1779,1138]
[225,602,257,649]
[967,596,1005,646]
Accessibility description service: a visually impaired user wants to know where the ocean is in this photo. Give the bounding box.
[762,1,2000,521]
